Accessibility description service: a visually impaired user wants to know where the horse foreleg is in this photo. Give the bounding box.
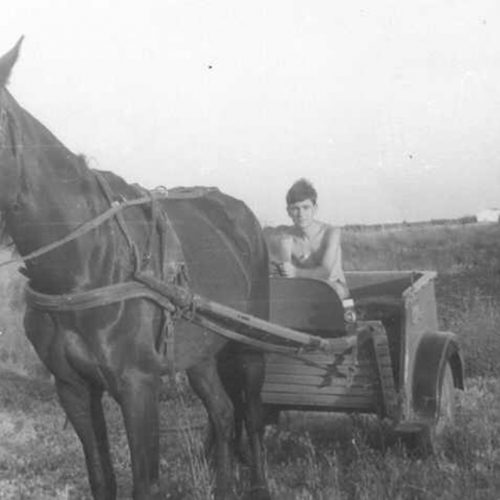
[119,372,161,500]
[187,358,236,500]
[205,380,246,465]
[55,379,116,500]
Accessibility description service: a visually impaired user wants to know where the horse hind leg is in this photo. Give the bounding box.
[187,358,236,500]
[217,346,250,464]
[118,371,161,500]
[219,344,270,500]
[204,382,246,465]
[55,378,116,500]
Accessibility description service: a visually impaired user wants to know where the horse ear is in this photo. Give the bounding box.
[0,36,24,88]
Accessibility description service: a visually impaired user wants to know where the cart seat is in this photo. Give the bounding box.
[270,277,346,337]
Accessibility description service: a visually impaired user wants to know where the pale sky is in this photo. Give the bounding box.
[2,0,500,225]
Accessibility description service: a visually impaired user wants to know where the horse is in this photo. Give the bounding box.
[0,38,271,500]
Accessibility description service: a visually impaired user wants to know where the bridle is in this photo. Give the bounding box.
[0,175,170,270]
[0,90,19,246]
[0,89,19,156]
[0,88,25,214]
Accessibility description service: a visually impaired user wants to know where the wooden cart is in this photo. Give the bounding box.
[138,269,464,451]
[260,271,464,448]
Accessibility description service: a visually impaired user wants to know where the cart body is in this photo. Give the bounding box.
[261,271,464,431]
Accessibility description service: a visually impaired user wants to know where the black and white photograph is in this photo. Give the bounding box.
[0,1,499,499]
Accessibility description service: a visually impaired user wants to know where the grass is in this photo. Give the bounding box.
[0,368,212,499]
[1,221,500,498]
[343,223,500,275]
[1,369,500,499]
[169,377,213,500]
[438,289,500,378]
[263,377,500,499]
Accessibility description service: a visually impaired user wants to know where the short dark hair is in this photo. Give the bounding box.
[286,178,317,206]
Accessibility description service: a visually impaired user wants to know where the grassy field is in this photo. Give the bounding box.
[1,222,500,499]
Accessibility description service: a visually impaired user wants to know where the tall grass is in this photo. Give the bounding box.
[172,375,213,500]
[439,289,500,378]
[343,223,500,274]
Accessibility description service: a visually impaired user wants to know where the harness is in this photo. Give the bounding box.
[1,166,333,371]
[0,88,339,374]
[3,171,217,371]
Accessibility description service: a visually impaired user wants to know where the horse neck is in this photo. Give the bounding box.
[6,103,124,293]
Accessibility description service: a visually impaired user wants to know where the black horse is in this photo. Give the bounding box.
[0,38,270,500]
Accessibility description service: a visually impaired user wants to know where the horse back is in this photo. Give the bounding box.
[163,189,269,318]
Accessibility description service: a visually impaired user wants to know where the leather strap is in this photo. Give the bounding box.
[25,280,176,313]
[93,170,142,273]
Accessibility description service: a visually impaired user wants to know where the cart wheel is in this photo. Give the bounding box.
[418,361,456,455]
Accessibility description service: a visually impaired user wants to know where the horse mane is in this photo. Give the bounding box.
[4,91,140,195]
[4,90,90,180]
[94,169,147,202]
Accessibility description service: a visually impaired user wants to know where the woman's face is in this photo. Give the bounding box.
[287,198,317,230]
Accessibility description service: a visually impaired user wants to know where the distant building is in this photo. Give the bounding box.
[476,208,500,223]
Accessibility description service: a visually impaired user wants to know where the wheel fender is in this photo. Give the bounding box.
[412,331,464,420]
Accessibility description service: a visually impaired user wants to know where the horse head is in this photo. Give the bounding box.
[0,38,24,212]
[0,37,272,500]
[0,37,97,288]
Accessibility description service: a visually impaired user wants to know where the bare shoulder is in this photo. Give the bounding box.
[319,222,341,241]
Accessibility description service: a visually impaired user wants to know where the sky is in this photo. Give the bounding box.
[2,0,500,226]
